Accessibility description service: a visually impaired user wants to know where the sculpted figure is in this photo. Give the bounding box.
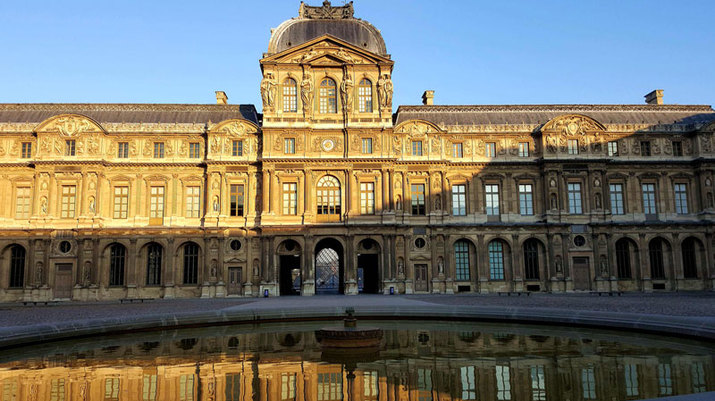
[260,73,277,110]
[555,255,563,273]
[438,257,444,275]
[40,196,48,215]
[301,74,314,112]
[595,193,602,209]
[599,255,609,276]
[88,196,96,214]
[340,74,354,112]
[213,196,219,212]
[378,74,393,108]
[35,262,43,286]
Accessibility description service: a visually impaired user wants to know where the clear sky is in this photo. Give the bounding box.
[1,0,713,109]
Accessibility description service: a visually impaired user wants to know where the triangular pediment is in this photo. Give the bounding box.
[262,34,392,65]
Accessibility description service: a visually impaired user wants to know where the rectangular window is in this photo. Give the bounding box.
[15,187,31,219]
[609,183,625,215]
[230,184,244,217]
[674,183,688,214]
[21,142,32,158]
[284,138,295,154]
[691,362,706,393]
[485,142,496,157]
[360,182,375,215]
[153,142,164,158]
[65,140,76,156]
[149,186,165,224]
[51,378,65,401]
[358,82,373,113]
[411,184,425,215]
[60,185,77,218]
[485,184,500,216]
[363,371,379,401]
[361,138,373,154]
[317,373,342,401]
[460,366,476,400]
[104,378,120,401]
[232,140,243,156]
[658,363,672,395]
[179,374,195,401]
[186,186,201,218]
[453,142,463,158]
[518,142,529,157]
[143,374,157,401]
[496,365,511,401]
[567,139,579,155]
[518,184,533,215]
[489,241,505,280]
[281,373,296,401]
[225,374,241,401]
[640,141,651,156]
[455,240,470,281]
[672,141,682,156]
[582,367,596,400]
[117,142,129,158]
[608,141,618,156]
[642,183,657,215]
[568,183,582,214]
[624,364,639,397]
[452,184,466,216]
[530,365,546,401]
[113,186,129,219]
[412,141,423,156]
[282,183,297,215]
[189,142,201,158]
[417,369,433,401]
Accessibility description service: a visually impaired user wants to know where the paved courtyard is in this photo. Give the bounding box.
[1,292,713,329]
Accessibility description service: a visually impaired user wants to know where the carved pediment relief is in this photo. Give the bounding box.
[35,114,105,136]
[210,119,259,136]
[541,114,606,136]
[264,35,392,65]
[394,120,442,137]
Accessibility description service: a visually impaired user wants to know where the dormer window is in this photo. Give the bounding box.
[358,79,372,112]
[319,78,337,113]
[283,78,297,112]
[65,140,76,156]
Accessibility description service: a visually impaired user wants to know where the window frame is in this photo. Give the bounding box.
[113,185,129,219]
[411,183,426,215]
[607,141,618,156]
[65,140,76,156]
[361,137,373,154]
[567,182,583,214]
[60,185,77,218]
[360,181,375,215]
[283,78,298,113]
[453,142,464,158]
[411,140,423,156]
[319,78,337,114]
[485,142,496,158]
[229,184,245,217]
[149,186,165,225]
[21,142,32,158]
[284,138,296,154]
[452,183,467,216]
[567,139,579,155]
[153,142,165,159]
[609,182,625,215]
[640,141,651,156]
[488,240,505,280]
[117,142,129,158]
[15,186,31,219]
[485,183,500,216]
[282,182,298,215]
[518,142,529,157]
[642,182,657,216]
[674,182,688,214]
[518,183,534,216]
[189,142,201,159]
[358,78,373,113]
[185,185,201,218]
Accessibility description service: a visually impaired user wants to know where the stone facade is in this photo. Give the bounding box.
[0,2,714,301]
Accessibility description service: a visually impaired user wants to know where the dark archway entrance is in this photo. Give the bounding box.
[315,238,344,294]
[278,240,301,296]
[357,239,381,294]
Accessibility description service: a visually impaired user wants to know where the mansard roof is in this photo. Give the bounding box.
[0,103,259,125]
[394,104,715,129]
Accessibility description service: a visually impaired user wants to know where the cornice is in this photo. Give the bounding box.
[0,103,249,113]
[396,104,715,113]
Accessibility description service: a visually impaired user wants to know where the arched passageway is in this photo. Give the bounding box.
[315,238,344,294]
[357,239,381,294]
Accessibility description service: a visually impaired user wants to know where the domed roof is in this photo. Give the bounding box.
[267,1,387,56]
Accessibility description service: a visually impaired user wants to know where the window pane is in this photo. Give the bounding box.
[360,182,375,215]
[283,183,297,215]
[674,183,688,214]
[113,186,129,219]
[518,184,533,215]
[485,184,499,215]
[609,183,624,215]
[358,79,372,113]
[568,183,582,214]
[61,185,77,218]
[642,183,657,215]
[283,78,297,112]
[186,186,201,218]
[319,79,337,113]
[411,184,425,215]
[455,241,470,281]
[230,184,245,217]
[15,187,31,219]
[489,241,504,280]
[452,184,466,216]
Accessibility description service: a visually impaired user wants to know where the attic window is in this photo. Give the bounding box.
[363,42,367,46]
[287,41,292,46]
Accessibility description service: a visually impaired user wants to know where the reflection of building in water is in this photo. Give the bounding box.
[0,329,712,400]
[1,0,714,302]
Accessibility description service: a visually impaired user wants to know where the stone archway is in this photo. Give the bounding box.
[315,238,344,295]
[277,239,302,296]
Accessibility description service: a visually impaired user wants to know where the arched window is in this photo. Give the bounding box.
[9,245,25,288]
[183,242,199,285]
[146,243,162,286]
[649,238,665,279]
[523,239,540,280]
[319,78,337,114]
[681,238,698,279]
[615,239,633,279]
[283,78,297,112]
[109,244,126,286]
[316,175,341,218]
[488,240,505,280]
[454,240,470,281]
[358,79,372,113]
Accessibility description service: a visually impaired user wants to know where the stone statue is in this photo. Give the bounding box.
[260,73,277,110]
[595,193,602,209]
[301,74,314,113]
[397,258,404,276]
[378,74,393,108]
[395,195,402,210]
[253,259,260,278]
[550,193,558,210]
[40,196,48,215]
[83,261,91,285]
[340,74,354,112]
[210,260,217,278]
[35,262,43,286]
[213,196,219,212]
[88,196,96,214]
[599,255,608,277]
[434,195,441,211]
[555,255,563,273]
[438,257,444,275]
[708,192,714,208]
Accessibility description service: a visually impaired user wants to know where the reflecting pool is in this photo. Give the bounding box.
[0,321,712,400]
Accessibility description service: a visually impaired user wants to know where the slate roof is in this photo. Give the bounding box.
[268,18,388,56]
[394,105,715,128]
[0,104,259,126]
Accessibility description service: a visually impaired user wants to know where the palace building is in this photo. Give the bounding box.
[0,1,714,301]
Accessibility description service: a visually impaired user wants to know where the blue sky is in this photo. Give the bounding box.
[1,0,713,109]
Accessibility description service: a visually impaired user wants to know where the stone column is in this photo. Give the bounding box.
[262,169,270,216]
[270,169,278,215]
[511,234,522,291]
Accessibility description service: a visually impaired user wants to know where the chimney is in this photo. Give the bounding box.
[422,90,434,105]
[644,89,663,105]
[215,91,228,105]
